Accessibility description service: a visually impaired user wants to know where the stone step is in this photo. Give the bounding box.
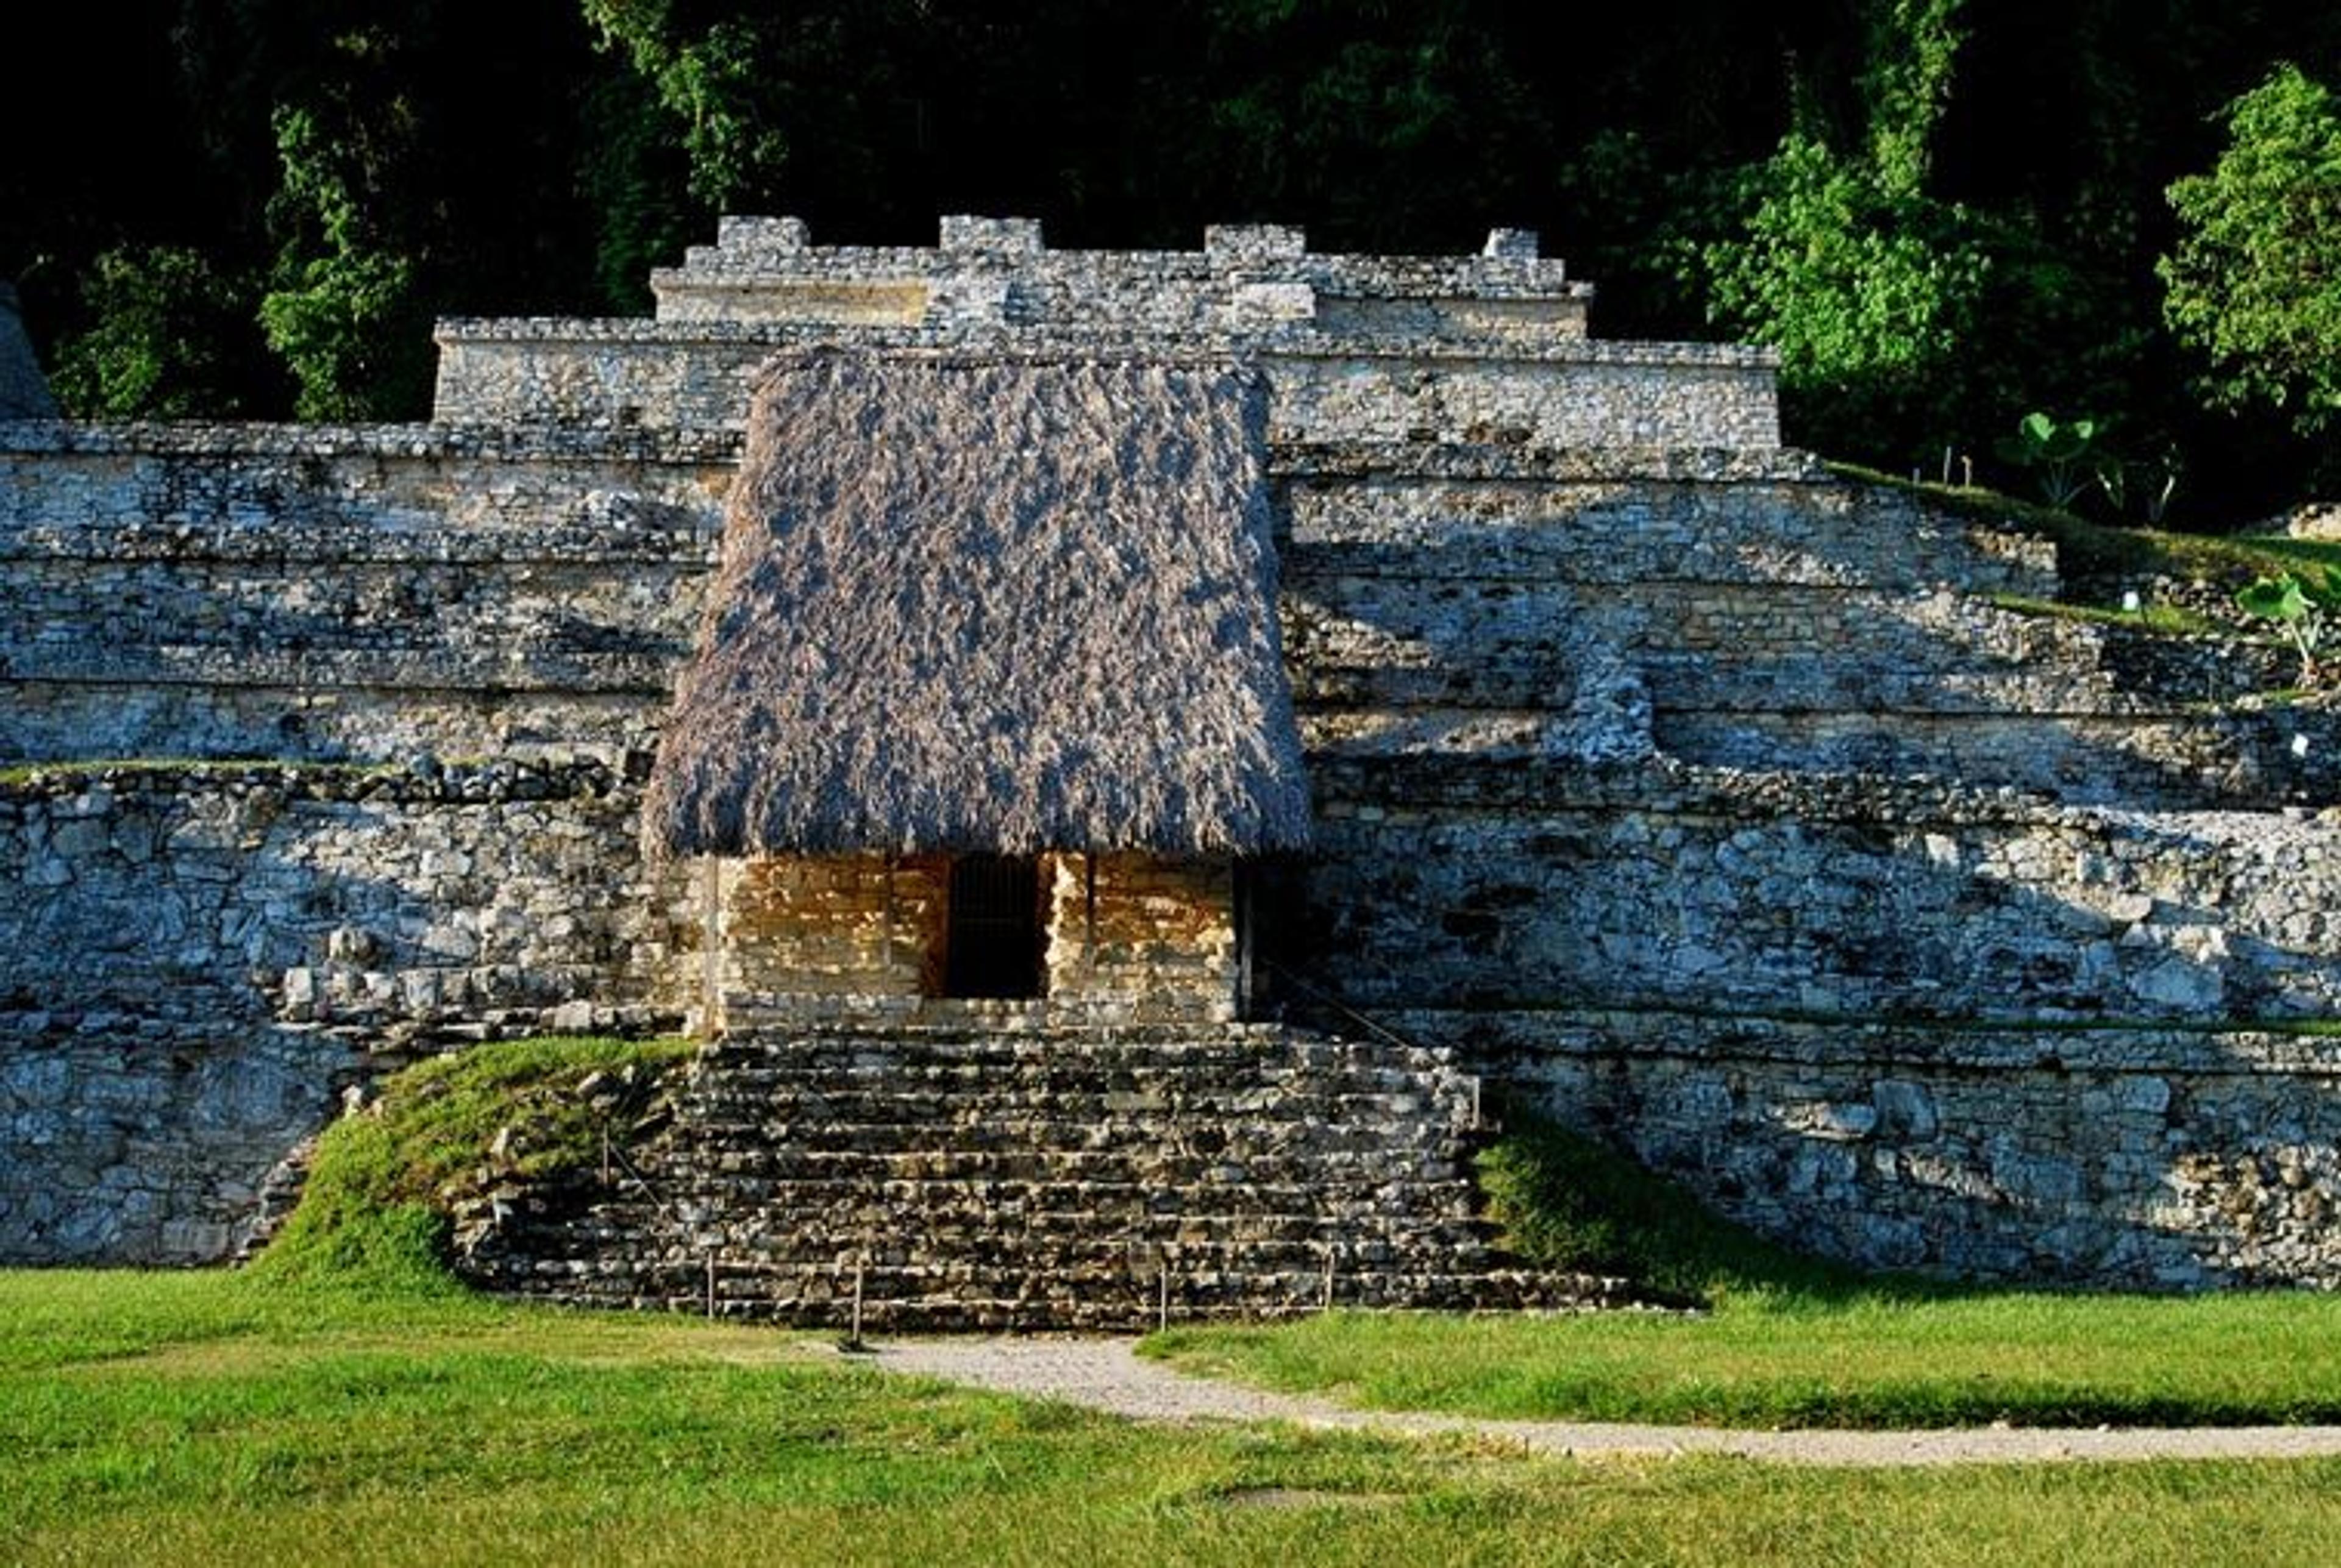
[622,1146,1471,1191]
[692,1050,1463,1097]
[473,1259,1626,1331]
[679,1062,1451,1100]
[665,1119,1466,1164]
[457,1022,1573,1327]
[522,1187,1486,1242]
[705,1027,1455,1069]
[677,1091,1469,1135]
[504,1213,1500,1269]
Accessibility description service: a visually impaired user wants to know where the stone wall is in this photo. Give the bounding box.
[713,854,949,1019]
[1042,854,1241,1023]
[1436,1011,2340,1289]
[0,761,696,1263]
[1299,763,2341,1025]
[433,215,1777,449]
[651,216,1594,337]
[0,423,729,764]
[1277,447,2340,805]
[709,851,1240,1027]
[432,326,1781,452]
[1274,758,2341,1286]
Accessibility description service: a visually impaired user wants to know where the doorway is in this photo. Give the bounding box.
[943,853,1044,998]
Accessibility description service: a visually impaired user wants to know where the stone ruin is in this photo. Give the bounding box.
[2,216,2337,1321]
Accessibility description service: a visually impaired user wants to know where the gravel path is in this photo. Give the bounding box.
[866,1336,2341,1468]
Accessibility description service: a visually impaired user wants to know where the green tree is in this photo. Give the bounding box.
[2161,63,2341,438]
[1862,0,1969,196]
[1693,132,1999,453]
[49,246,261,418]
[1673,2,2008,460]
[258,88,432,421]
[579,0,798,213]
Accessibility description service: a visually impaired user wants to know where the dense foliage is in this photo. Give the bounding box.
[5,1,2339,511]
[2162,64,2341,441]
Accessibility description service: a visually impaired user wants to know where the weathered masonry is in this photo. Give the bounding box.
[2,216,2337,1305]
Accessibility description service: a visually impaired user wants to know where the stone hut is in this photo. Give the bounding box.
[644,348,1311,1032]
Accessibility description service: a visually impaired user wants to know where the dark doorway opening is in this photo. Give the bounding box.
[944,854,1044,998]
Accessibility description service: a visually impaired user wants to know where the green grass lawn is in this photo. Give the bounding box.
[1139,1108,2341,1432]
[1142,1290,2341,1430]
[16,1041,2334,1563]
[7,1270,2341,1568]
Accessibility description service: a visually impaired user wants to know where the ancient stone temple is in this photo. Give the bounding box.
[3,216,2338,1314]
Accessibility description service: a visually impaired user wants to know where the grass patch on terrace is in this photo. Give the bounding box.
[250,1033,696,1294]
[1833,463,2341,604]
[1144,1112,2341,1430]
[7,1270,2341,1567]
[1984,591,2223,638]
[0,756,401,784]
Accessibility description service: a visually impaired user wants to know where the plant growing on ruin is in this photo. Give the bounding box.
[2128,444,2184,525]
[1995,411,2109,510]
[2236,570,2329,684]
[249,1034,693,1291]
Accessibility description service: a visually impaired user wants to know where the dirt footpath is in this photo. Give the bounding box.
[869,1336,2341,1467]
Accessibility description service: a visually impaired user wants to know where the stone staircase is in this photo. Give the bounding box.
[454,1022,1631,1330]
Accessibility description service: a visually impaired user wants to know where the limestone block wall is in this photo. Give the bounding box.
[650,215,1594,339]
[712,854,949,1019]
[432,216,1775,449]
[0,762,697,1264]
[1434,1012,2341,1289]
[432,324,1780,452]
[1279,759,2341,1285]
[1043,854,1241,1023]
[0,424,729,764]
[708,852,1241,1026]
[1277,453,2335,805]
[1299,764,2341,1025]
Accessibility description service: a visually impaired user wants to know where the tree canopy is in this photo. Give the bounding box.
[2162,63,2341,441]
[5,1,2339,515]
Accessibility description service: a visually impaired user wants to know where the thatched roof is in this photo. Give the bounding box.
[0,283,57,420]
[645,349,1311,858]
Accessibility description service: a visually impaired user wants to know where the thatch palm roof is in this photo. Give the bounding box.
[645,349,1311,858]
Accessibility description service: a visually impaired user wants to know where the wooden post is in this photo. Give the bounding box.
[1084,853,1099,980]
[1235,860,1255,1020]
[883,855,898,982]
[699,857,722,1036]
